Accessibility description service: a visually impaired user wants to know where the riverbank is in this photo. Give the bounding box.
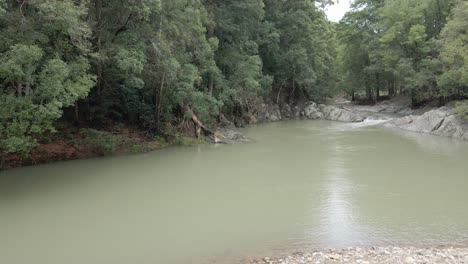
[247,246,468,264]
[339,97,468,141]
[2,96,467,170]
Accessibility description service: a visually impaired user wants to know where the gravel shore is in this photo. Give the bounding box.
[248,246,468,264]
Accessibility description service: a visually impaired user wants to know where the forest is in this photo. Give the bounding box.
[0,0,467,156]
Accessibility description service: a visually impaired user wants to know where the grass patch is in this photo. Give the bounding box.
[174,135,205,146]
[74,129,123,156]
[456,102,468,120]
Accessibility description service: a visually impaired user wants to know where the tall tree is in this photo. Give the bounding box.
[438,0,468,98]
[0,0,94,154]
[262,0,336,102]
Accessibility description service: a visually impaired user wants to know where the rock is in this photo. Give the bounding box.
[219,113,236,128]
[301,102,323,119]
[248,114,259,125]
[281,104,293,119]
[247,98,282,123]
[386,105,468,141]
[293,106,301,118]
[320,105,365,122]
[248,246,468,264]
[217,128,250,143]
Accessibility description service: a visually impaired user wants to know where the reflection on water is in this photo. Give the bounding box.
[1,120,468,264]
[319,143,359,246]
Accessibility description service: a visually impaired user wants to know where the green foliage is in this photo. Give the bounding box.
[438,0,468,97]
[10,0,468,158]
[174,135,204,146]
[0,0,5,14]
[153,135,168,147]
[456,103,468,120]
[261,0,336,101]
[130,144,152,154]
[0,0,94,154]
[78,129,120,156]
[338,0,458,104]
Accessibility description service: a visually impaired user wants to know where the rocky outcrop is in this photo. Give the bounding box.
[299,102,364,122]
[385,103,468,141]
[301,102,323,119]
[242,96,468,141]
[246,98,283,124]
[246,98,365,124]
[217,128,251,143]
[319,105,365,122]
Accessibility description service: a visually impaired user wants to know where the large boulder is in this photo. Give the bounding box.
[281,104,293,119]
[247,97,282,123]
[301,102,323,119]
[267,104,282,122]
[319,105,365,122]
[217,128,251,143]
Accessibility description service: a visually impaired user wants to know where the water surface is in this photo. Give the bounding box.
[1,120,468,264]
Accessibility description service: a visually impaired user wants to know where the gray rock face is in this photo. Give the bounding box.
[281,104,293,119]
[217,128,250,143]
[248,98,283,124]
[301,102,323,119]
[319,105,365,122]
[299,102,364,122]
[386,106,468,141]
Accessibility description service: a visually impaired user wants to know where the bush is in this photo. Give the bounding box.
[78,129,121,156]
[456,103,468,120]
[129,144,153,153]
[174,135,203,146]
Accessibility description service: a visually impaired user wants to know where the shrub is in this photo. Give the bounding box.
[456,103,468,120]
[174,135,202,146]
[78,129,121,156]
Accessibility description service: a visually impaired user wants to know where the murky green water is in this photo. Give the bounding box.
[1,120,468,264]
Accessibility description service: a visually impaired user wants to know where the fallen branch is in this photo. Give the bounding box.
[184,104,224,143]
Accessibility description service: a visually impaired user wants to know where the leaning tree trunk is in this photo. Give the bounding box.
[184,104,223,143]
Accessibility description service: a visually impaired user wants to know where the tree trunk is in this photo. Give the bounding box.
[376,74,380,102]
[25,83,31,96]
[155,76,165,131]
[208,80,214,97]
[74,102,80,124]
[388,80,395,97]
[290,79,296,104]
[276,85,283,105]
[206,1,216,97]
[184,104,223,143]
[16,83,23,97]
[95,0,103,98]
[438,96,446,107]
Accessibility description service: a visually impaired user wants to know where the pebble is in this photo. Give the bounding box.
[248,246,468,264]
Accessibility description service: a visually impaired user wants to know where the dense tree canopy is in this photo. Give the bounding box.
[1,0,467,155]
[0,0,94,153]
[337,0,465,106]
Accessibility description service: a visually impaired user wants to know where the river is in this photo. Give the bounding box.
[1,120,468,264]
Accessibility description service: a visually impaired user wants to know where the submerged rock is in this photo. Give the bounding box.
[217,128,251,143]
